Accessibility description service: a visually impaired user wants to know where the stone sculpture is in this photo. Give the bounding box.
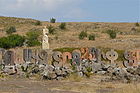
[106,49,118,64]
[3,51,15,65]
[23,49,32,63]
[42,26,49,50]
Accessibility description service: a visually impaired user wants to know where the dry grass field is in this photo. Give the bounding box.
[0,75,140,93]
[0,16,140,50]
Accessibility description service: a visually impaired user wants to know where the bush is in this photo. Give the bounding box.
[26,31,41,47]
[0,34,25,49]
[135,22,140,27]
[47,25,55,34]
[79,31,88,40]
[88,34,95,40]
[50,18,56,23]
[6,26,16,34]
[106,29,117,39]
[26,40,41,47]
[59,22,66,30]
[34,21,41,26]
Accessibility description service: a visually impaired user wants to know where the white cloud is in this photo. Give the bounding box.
[0,0,86,21]
[15,0,84,11]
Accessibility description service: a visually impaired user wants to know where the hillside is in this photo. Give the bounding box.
[0,16,140,50]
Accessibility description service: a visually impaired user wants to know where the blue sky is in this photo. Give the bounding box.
[0,0,139,22]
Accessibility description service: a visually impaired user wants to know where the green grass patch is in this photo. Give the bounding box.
[53,47,79,53]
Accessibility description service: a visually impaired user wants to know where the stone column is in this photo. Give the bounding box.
[42,26,49,50]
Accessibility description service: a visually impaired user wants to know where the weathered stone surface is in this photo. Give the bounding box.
[106,49,118,64]
[23,49,32,63]
[3,65,17,75]
[62,52,72,63]
[0,48,5,64]
[123,60,134,68]
[52,61,63,68]
[38,50,48,64]
[55,68,62,75]
[3,51,15,65]
[92,63,102,73]
[97,71,106,75]
[72,50,81,66]
[95,49,101,63]
[135,66,140,75]
[126,67,137,75]
[77,71,83,77]
[52,51,62,62]
[81,48,89,59]
[42,26,49,50]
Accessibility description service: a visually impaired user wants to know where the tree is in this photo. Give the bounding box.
[59,22,66,30]
[26,31,41,47]
[79,31,88,40]
[50,18,56,23]
[47,25,55,34]
[6,26,16,34]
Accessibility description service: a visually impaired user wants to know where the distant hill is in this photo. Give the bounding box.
[0,16,39,26]
[0,16,140,50]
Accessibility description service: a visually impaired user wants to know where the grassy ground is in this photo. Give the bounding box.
[0,75,140,93]
[0,16,140,50]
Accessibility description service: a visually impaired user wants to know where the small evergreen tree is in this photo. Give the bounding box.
[50,18,56,23]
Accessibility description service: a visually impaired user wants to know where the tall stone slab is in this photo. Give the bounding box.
[3,51,15,65]
[23,49,32,63]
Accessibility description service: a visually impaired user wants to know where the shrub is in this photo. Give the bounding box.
[135,22,139,27]
[50,18,56,23]
[0,34,25,49]
[59,22,66,29]
[47,25,55,34]
[34,21,41,26]
[6,26,16,34]
[53,47,79,53]
[26,40,41,47]
[88,34,95,40]
[106,29,117,39]
[26,31,41,47]
[79,31,88,40]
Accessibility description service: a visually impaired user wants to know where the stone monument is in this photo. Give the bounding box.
[42,26,49,50]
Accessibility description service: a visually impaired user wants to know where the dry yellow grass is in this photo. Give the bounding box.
[0,16,140,51]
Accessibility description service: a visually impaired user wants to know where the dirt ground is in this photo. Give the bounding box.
[0,75,140,93]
